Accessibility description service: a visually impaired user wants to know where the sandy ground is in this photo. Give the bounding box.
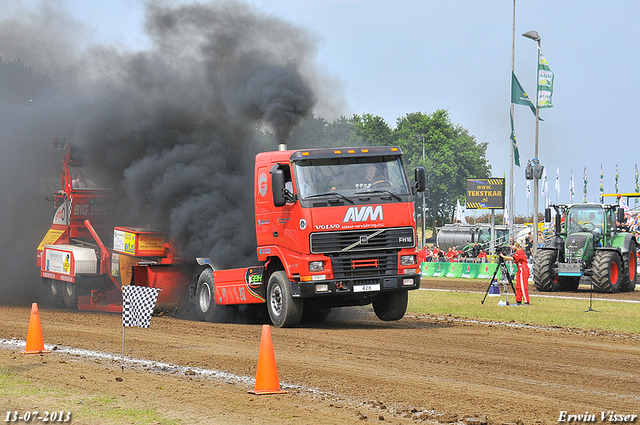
[1,280,639,425]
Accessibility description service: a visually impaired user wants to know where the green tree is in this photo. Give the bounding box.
[283,114,330,149]
[0,58,57,103]
[322,115,362,147]
[352,113,393,146]
[394,109,491,232]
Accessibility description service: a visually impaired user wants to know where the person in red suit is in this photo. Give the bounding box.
[417,246,428,264]
[500,242,530,306]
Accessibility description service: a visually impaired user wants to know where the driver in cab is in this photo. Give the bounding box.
[588,212,604,245]
[356,164,388,189]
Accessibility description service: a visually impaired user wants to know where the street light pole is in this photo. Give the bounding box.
[509,0,515,244]
[522,30,541,256]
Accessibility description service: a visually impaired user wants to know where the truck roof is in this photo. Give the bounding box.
[289,146,402,160]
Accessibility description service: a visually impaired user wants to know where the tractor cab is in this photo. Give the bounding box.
[37,144,118,268]
[56,144,117,241]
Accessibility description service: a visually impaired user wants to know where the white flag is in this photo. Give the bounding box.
[619,197,630,212]
[455,199,467,224]
[555,167,560,202]
[541,167,548,198]
[526,180,531,199]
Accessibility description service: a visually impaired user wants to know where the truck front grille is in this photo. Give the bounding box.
[310,227,414,254]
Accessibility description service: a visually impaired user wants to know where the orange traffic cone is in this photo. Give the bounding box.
[21,303,51,355]
[248,325,287,395]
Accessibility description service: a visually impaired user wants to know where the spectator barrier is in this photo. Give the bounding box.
[420,261,517,280]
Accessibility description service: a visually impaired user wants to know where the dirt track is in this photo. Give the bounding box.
[2,282,640,425]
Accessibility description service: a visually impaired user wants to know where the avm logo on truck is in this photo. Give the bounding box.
[343,205,383,223]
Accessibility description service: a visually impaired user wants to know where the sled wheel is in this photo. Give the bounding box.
[46,278,65,308]
[62,282,77,309]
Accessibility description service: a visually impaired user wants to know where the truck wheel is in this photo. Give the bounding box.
[533,249,560,292]
[266,271,302,328]
[373,290,408,321]
[195,269,217,322]
[62,282,78,309]
[621,241,637,292]
[591,251,622,293]
[46,279,64,307]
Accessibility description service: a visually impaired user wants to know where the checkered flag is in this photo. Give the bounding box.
[122,285,161,328]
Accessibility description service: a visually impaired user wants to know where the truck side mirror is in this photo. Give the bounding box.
[617,207,625,225]
[271,168,286,207]
[544,207,552,223]
[414,167,426,192]
[555,213,562,234]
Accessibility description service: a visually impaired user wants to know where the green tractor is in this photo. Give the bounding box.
[533,203,637,293]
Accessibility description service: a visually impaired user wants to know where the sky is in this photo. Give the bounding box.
[7,0,640,217]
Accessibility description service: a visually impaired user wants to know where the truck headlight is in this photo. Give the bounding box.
[308,261,324,272]
[400,255,416,266]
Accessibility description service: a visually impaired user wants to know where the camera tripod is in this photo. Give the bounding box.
[481,256,517,305]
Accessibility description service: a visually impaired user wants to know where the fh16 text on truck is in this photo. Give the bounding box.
[37,144,426,327]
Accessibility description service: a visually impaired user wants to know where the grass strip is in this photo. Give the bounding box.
[408,289,640,334]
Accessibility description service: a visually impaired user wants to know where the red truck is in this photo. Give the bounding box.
[192,145,426,327]
[38,144,425,328]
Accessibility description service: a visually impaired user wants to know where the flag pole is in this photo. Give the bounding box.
[122,286,126,373]
[509,0,516,241]
[122,324,125,373]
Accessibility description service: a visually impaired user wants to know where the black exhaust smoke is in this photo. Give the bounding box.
[0,1,320,303]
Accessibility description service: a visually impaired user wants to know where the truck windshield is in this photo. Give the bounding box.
[293,158,410,200]
[566,206,605,236]
[69,165,113,190]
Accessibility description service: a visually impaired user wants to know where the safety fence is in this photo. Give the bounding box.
[420,261,517,280]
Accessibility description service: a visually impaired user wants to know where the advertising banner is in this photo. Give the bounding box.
[466,178,505,209]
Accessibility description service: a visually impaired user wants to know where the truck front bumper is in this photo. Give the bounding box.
[291,273,421,298]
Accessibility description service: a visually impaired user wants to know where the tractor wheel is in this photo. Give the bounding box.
[266,271,303,328]
[533,249,560,292]
[46,278,65,307]
[373,290,408,321]
[62,282,78,309]
[621,240,637,292]
[195,268,218,322]
[591,251,622,293]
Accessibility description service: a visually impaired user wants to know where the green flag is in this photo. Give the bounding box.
[511,71,537,117]
[509,110,520,167]
[600,165,604,201]
[537,51,554,108]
